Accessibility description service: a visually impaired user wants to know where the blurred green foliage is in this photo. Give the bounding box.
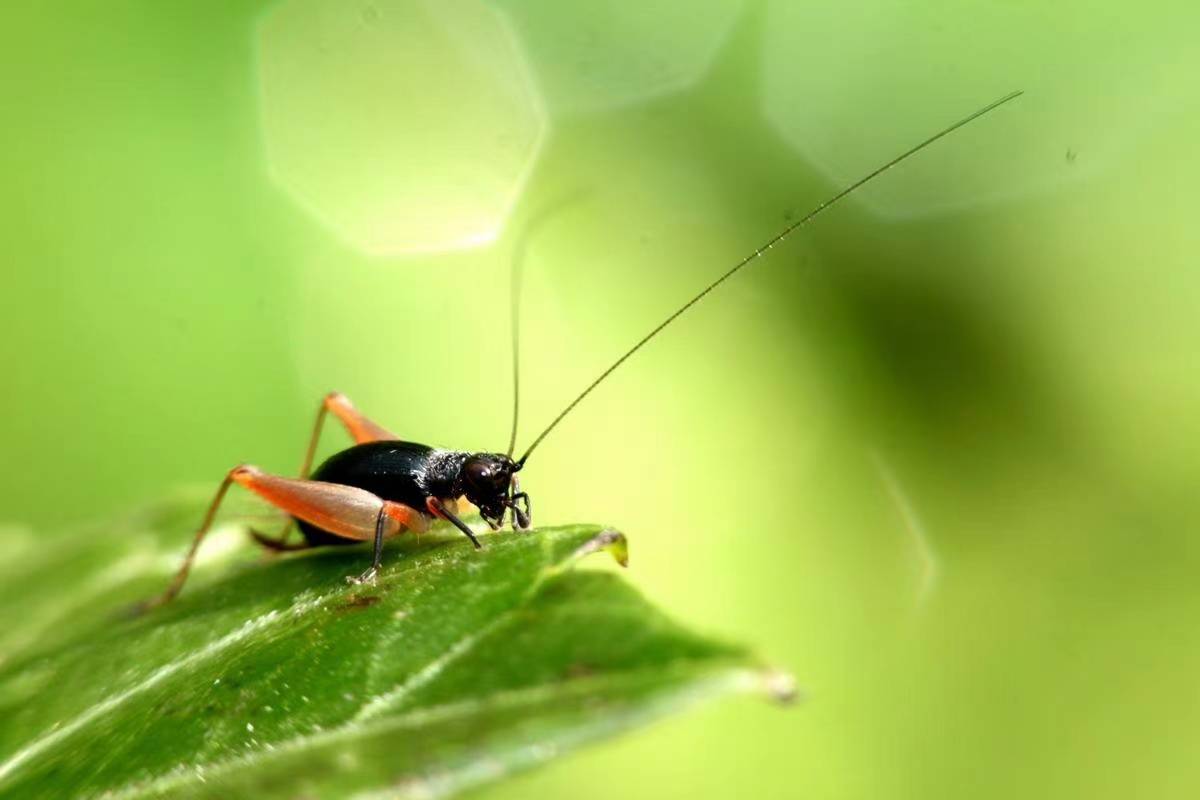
[2,1,1199,798]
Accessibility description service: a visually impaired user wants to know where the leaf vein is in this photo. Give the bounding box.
[0,593,328,789]
[98,661,755,800]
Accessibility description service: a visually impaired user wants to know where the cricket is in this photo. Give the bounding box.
[146,90,1022,609]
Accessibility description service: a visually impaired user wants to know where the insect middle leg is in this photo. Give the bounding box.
[248,528,311,552]
[147,465,429,607]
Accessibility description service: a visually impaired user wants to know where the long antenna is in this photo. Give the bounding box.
[505,211,530,457]
[506,191,590,457]
[518,90,1023,464]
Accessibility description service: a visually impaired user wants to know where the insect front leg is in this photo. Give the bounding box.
[426,497,483,549]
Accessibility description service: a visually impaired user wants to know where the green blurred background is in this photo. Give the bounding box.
[3,0,1199,797]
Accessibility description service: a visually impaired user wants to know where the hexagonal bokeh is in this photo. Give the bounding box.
[762,0,1191,219]
[497,0,745,115]
[257,0,546,255]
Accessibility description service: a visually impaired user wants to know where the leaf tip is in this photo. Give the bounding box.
[572,527,628,568]
[760,668,800,706]
[731,666,799,706]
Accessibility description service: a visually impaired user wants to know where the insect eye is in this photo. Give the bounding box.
[465,459,491,484]
[465,456,509,493]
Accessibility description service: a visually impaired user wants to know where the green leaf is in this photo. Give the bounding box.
[0,494,788,799]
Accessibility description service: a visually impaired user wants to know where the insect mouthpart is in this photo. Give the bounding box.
[511,485,531,530]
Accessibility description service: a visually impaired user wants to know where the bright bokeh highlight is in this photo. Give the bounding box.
[257,0,545,255]
[498,0,746,114]
[763,0,1195,218]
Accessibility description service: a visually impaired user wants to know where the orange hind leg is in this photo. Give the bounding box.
[300,391,399,477]
[145,465,429,609]
[254,391,402,551]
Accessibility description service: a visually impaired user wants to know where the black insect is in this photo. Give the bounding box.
[147,91,1022,608]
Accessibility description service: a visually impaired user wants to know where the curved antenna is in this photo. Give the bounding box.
[506,192,590,457]
[518,90,1023,465]
[505,213,530,457]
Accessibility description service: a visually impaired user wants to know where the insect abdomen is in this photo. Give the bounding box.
[298,440,434,546]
